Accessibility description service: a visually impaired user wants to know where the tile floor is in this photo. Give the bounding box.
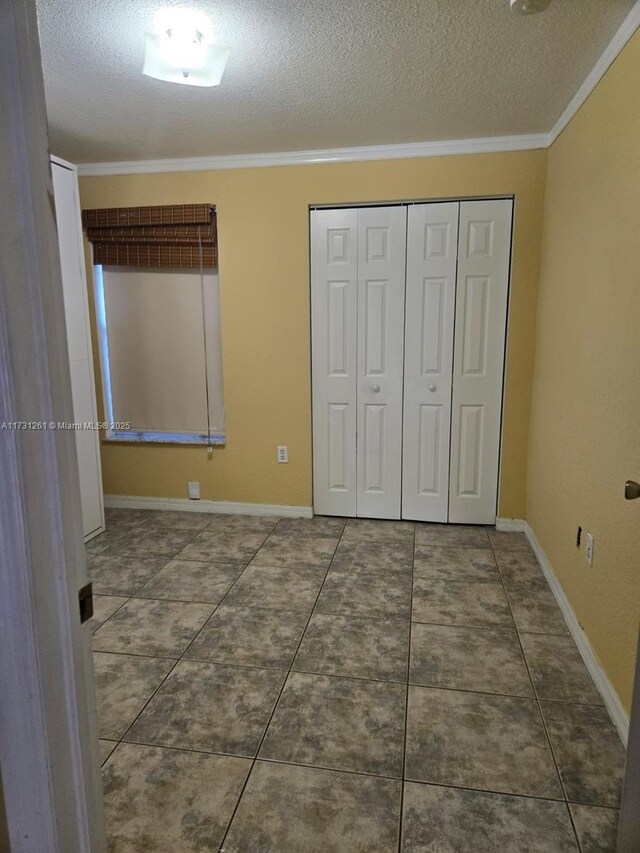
[88,510,626,852]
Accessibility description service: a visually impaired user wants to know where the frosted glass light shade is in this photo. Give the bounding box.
[143,31,231,87]
[509,0,551,13]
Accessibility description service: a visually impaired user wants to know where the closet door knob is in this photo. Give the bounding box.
[371,383,381,393]
[428,384,436,392]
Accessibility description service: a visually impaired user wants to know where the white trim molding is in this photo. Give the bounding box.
[495,517,527,532]
[75,1,640,178]
[104,494,313,518]
[548,0,640,144]
[77,134,549,177]
[523,521,629,745]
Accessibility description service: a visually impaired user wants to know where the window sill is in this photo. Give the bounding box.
[103,431,226,447]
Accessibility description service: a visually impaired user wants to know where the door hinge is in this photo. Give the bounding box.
[79,582,94,624]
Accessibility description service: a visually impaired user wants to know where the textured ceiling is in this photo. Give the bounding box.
[37,0,634,164]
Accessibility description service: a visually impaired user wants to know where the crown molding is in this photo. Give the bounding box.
[76,134,550,177]
[548,0,640,143]
[75,1,639,178]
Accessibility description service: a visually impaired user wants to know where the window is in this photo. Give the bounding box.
[84,204,224,445]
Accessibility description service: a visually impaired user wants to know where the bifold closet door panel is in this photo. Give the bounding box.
[311,209,358,516]
[402,203,459,522]
[449,199,513,524]
[356,206,407,519]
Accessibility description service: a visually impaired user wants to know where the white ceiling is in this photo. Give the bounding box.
[37,0,634,164]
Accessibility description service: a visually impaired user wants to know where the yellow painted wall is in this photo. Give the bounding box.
[527,31,640,712]
[80,149,547,514]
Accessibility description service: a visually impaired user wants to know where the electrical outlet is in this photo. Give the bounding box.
[188,481,200,500]
[585,532,594,566]
[277,446,288,463]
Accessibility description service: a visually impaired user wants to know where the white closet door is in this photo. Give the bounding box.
[356,206,407,519]
[51,159,105,539]
[449,199,513,524]
[311,209,358,516]
[402,203,459,522]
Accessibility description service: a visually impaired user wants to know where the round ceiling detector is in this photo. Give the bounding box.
[510,0,552,13]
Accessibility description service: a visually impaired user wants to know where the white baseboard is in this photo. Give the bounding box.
[495,517,527,532]
[523,521,629,745]
[104,495,314,519]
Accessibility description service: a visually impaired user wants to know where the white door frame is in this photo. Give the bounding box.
[0,1,106,850]
[617,630,640,850]
[310,197,514,523]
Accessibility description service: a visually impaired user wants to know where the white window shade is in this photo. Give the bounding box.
[98,267,224,442]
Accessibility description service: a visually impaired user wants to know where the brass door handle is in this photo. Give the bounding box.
[625,481,640,500]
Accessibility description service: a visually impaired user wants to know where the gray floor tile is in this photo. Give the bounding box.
[133,510,213,531]
[405,686,562,798]
[415,524,490,549]
[86,533,112,555]
[99,739,117,765]
[223,761,401,853]
[92,598,213,658]
[412,578,512,628]
[316,570,411,620]
[89,554,168,596]
[135,558,242,604]
[100,528,197,559]
[409,622,533,696]
[251,534,338,568]
[223,564,326,612]
[331,539,413,575]
[496,552,547,588]
[401,783,578,852]
[177,530,268,563]
[506,585,569,635]
[104,507,149,528]
[94,652,174,740]
[88,511,626,850]
[342,519,415,544]
[260,672,406,777]
[569,803,619,853]
[203,513,280,534]
[540,701,625,807]
[488,530,533,553]
[413,547,499,582]
[185,605,308,669]
[520,633,603,704]
[125,660,285,756]
[87,594,128,633]
[293,613,410,682]
[103,742,250,853]
[274,516,347,537]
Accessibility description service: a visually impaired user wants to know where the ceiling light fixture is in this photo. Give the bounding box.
[143,21,230,87]
[509,0,552,13]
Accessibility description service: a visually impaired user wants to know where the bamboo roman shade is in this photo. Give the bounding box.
[82,204,217,268]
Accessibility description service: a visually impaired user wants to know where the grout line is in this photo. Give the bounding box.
[397,522,416,852]
[216,526,342,850]
[96,514,612,849]
[92,647,181,662]
[89,594,131,635]
[402,774,571,805]
[93,644,606,709]
[94,520,262,759]
[487,534,584,851]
